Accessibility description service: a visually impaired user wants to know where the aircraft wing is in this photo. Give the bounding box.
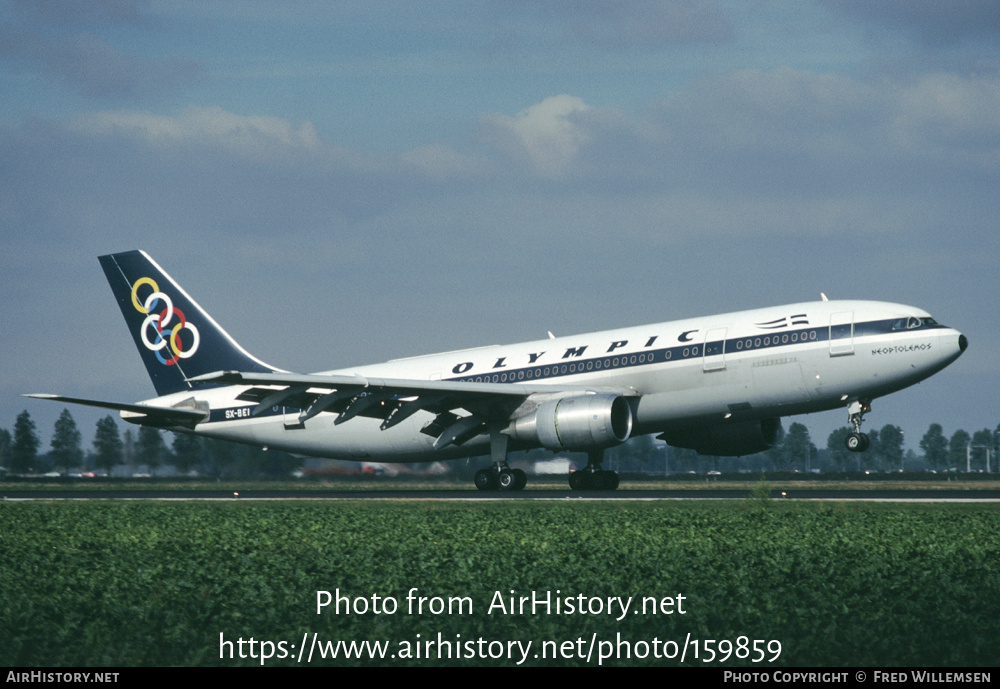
[188,370,633,448]
[24,394,208,429]
[187,370,616,398]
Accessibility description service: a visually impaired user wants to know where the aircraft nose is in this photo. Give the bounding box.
[959,333,968,353]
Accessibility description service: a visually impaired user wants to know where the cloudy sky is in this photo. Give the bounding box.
[3,0,998,454]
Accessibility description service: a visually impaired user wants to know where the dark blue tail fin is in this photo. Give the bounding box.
[99,250,278,396]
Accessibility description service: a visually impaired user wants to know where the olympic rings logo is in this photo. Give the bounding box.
[130,277,200,366]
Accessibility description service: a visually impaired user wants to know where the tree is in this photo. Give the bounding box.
[877,424,904,471]
[0,428,11,470]
[765,423,788,470]
[784,423,816,471]
[137,426,167,470]
[667,445,700,474]
[171,432,204,474]
[994,424,1000,471]
[12,410,40,474]
[93,416,123,475]
[970,429,994,472]
[50,409,83,473]
[826,427,852,471]
[948,429,970,471]
[920,424,949,470]
[865,428,880,470]
[615,434,660,473]
[122,429,135,468]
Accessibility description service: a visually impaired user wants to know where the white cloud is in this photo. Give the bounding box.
[892,72,1000,160]
[398,144,480,179]
[66,105,485,181]
[70,106,323,154]
[483,94,594,178]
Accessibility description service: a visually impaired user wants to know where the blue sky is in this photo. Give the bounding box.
[3,1,999,453]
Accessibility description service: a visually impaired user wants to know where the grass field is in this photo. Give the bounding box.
[2,499,998,666]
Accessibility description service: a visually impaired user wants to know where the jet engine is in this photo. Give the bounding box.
[659,418,780,456]
[508,393,633,452]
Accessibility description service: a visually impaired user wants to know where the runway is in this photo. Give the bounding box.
[5,487,1000,501]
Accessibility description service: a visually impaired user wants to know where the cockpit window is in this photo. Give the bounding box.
[891,316,930,331]
[922,317,939,327]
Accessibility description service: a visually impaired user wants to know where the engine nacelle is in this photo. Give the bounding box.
[660,418,780,456]
[509,393,633,451]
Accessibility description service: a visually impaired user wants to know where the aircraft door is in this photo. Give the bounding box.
[829,312,854,356]
[703,328,727,372]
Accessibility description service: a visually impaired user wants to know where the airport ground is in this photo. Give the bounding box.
[4,472,999,500]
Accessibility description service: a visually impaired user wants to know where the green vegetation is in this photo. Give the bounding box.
[748,476,773,508]
[2,501,998,666]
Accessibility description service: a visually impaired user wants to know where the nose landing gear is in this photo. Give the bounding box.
[845,399,872,452]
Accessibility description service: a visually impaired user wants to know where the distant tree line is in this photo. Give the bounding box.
[590,420,1000,475]
[2,409,998,477]
[0,409,300,478]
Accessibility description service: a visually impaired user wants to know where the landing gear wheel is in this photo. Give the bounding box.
[592,470,608,490]
[511,468,527,491]
[845,432,871,452]
[498,468,515,491]
[846,432,862,452]
[568,468,620,491]
[600,470,620,491]
[478,428,529,491]
[474,468,497,491]
[592,470,620,490]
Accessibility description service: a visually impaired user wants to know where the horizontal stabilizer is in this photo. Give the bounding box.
[24,394,208,429]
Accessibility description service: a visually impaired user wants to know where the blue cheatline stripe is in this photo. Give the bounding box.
[445,319,947,385]
[202,318,948,422]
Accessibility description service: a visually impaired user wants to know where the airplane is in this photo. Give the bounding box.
[28,250,967,490]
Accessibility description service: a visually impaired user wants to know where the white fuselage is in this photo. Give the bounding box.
[148,300,965,460]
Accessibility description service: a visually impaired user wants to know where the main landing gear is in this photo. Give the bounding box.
[844,399,872,453]
[474,465,527,491]
[474,428,528,491]
[470,429,620,492]
[568,450,620,491]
